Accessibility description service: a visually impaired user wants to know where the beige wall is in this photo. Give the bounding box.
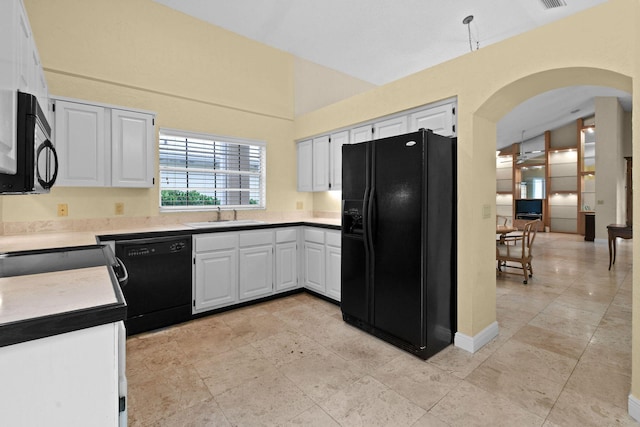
[595,97,626,237]
[294,57,376,117]
[295,0,640,398]
[12,0,303,223]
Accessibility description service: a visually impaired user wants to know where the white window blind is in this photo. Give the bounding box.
[159,129,266,210]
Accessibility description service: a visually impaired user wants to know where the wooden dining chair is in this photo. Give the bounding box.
[496,219,539,284]
[496,215,508,226]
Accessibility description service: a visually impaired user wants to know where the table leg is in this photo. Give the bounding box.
[608,234,614,270]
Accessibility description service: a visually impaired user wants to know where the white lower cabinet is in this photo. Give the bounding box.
[275,229,298,292]
[303,227,341,302]
[325,231,342,301]
[239,231,274,301]
[193,233,238,313]
[193,227,301,314]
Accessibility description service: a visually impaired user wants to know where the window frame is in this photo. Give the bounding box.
[158,128,266,212]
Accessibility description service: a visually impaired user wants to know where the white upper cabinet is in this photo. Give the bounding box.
[297,139,313,192]
[408,103,456,137]
[0,0,49,174]
[312,135,330,191]
[53,98,155,188]
[111,109,154,188]
[297,99,457,193]
[330,130,348,191]
[373,116,407,139]
[55,101,107,187]
[350,125,373,144]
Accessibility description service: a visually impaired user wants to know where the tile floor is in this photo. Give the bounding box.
[126,232,635,426]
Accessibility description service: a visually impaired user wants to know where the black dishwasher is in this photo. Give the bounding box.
[115,235,192,335]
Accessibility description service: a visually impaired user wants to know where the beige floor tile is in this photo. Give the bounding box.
[197,344,278,396]
[251,330,333,367]
[372,352,461,410]
[429,381,544,427]
[511,324,589,360]
[528,310,598,341]
[222,311,290,342]
[153,398,231,427]
[466,360,564,417]
[545,388,638,427]
[326,332,404,372]
[318,375,426,426]
[282,404,341,426]
[214,370,315,426]
[278,351,363,403]
[564,359,631,410]
[128,364,212,426]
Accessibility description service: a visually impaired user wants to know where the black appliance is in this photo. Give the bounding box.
[515,198,543,220]
[0,91,58,194]
[114,235,192,335]
[341,129,456,360]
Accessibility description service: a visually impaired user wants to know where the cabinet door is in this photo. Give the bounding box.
[194,249,238,313]
[275,242,298,292]
[408,104,455,137]
[326,232,342,301]
[239,245,273,300]
[350,125,372,144]
[330,130,348,191]
[304,241,325,293]
[297,139,313,192]
[111,109,154,188]
[312,135,330,191]
[374,116,407,139]
[54,101,107,187]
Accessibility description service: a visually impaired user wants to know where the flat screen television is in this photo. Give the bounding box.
[515,199,543,219]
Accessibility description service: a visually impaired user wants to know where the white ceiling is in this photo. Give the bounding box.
[153,0,631,148]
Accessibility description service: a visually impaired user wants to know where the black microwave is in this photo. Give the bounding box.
[0,91,58,194]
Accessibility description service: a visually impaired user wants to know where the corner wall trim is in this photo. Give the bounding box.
[628,394,640,422]
[454,321,499,353]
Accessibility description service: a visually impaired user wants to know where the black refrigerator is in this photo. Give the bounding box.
[341,129,456,360]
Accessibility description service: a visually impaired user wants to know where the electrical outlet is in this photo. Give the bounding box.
[115,202,124,215]
[597,200,604,205]
[57,203,68,217]
[296,201,303,210]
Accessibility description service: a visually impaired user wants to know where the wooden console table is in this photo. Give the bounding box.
[607,224,632,270]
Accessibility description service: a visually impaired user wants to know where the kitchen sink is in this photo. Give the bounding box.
[184,220,267,228]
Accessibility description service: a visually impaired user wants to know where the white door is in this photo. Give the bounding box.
[350,125,372,144]
[374,116,407,139]
[239,245,273,300]
[194,250,238,313]
[54,101,107,187]
[275,242,298,292]
[330,130,348,191]
[312,135,330,191]
[297,139,313,192]
[111,109,154,187]
[408,103,455,137]
[326,244,342,301]
[304,242,325,293]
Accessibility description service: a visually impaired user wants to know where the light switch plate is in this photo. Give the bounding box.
[482,204,491,219]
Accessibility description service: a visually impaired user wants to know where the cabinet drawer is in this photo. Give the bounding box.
[304,228,325,244]
[326,231,341,247]
[275,228,297,244]
[195,233,238,252]
[239,230,273,247]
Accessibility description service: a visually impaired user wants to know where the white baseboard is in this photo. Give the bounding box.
[454,321,499,353]
[628,394,640,422]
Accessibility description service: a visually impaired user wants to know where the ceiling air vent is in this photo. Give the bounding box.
[540,0,567,9]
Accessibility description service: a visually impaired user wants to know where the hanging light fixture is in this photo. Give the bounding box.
[462,15,479,52]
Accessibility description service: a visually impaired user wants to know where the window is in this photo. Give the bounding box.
[159,129,266,210]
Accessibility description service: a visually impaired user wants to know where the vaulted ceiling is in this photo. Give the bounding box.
[153,0,630,148]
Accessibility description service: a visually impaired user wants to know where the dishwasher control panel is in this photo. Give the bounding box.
[119,238,190,259]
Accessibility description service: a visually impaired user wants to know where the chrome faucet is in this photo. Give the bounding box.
[233,209,237,221]
[216,206,221,222]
